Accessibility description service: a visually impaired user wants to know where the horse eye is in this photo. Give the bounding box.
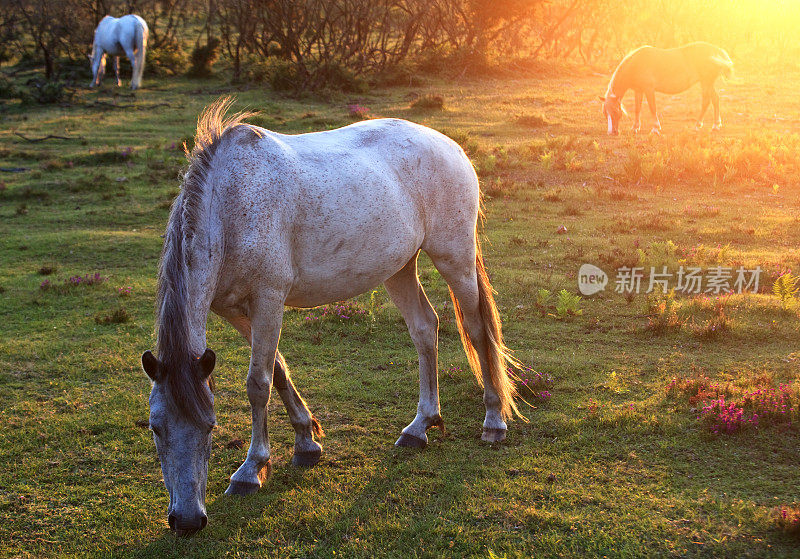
[150,425,163,438]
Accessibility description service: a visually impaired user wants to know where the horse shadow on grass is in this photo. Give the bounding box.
[115,430,484,558]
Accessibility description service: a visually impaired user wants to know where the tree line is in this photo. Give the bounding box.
[1,0,797,90]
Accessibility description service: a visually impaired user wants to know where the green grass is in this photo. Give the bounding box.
[2,68,800,557]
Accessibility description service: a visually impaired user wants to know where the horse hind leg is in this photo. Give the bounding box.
[384,254,443,448]
[430,248,520,443]
[113,57,121,87]
[124,46,139,90]
[273,351,324,467]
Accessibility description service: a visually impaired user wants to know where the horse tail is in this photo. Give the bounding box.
[133,17,148,87]
[449,231,523,422]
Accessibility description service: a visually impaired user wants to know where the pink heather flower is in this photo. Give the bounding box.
[66,272,106,287]
[347,104,370,119]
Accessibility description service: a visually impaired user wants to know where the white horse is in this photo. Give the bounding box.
[140,98,523,535]
[89,15,148,90]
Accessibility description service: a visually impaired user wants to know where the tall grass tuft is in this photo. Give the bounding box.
[645,289,685,334]
[411,94,445,111]
[772,272,799,308]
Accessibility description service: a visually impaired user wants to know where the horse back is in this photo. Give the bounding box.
[679,42,732,81]
[217,119,474,213]
[206,119,478,305]
[618,43,721,95]
[93,14,147,53]
[619,46,694,93]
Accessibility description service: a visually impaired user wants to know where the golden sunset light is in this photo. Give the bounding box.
[2,1,800,556]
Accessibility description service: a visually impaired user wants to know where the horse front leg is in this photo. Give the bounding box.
[645,90,661,134]
[384,256,443,448]
[632,90,643,133]
[225,297,283,496]
[696,84,711,130]
[216,308,323,468]
[711,88,722,130]
[273,351,324,466]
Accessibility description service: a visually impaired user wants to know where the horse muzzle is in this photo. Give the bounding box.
[168,512,208,536]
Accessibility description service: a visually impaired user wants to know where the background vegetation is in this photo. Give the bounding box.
[2,1,800,557]
[2,0,799,89]
[2,58,800,556]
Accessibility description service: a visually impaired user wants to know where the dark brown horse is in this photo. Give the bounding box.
[601,42,733,135]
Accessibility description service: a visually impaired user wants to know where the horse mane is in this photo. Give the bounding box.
[155,97,258,423]
[606,46,643,99]
[182,97,259,251]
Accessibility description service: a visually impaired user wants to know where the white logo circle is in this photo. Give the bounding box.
[578,264,608,296]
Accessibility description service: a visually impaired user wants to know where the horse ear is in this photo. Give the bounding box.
[142,350,161,382]
[198,348,216,379]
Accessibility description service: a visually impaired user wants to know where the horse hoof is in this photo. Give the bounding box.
[395,432,427,448]
[225,480,261,496]
[225,460,271,495]
[292,448,322,468]
[481,428,507,443]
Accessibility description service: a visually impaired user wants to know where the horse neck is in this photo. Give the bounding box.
[607,67,630,99]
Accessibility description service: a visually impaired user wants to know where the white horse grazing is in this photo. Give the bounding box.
[140,98,523,535]
[89,15,148,90]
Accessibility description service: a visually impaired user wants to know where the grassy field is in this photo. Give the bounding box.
[2,65,800,558]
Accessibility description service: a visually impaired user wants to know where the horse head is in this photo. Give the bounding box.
[600,94,626,135]
[142,348,216,536]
